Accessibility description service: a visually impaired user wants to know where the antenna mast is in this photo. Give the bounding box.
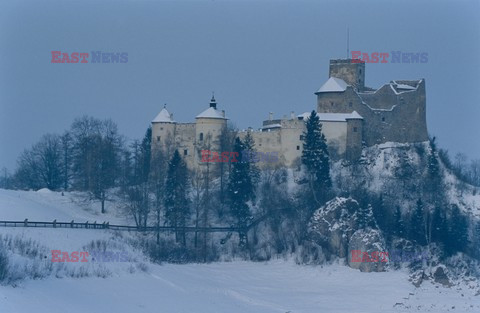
[347,26,350,59]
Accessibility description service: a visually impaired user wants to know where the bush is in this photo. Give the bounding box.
[0,242,8,282]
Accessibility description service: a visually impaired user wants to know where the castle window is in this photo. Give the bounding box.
[184,149,188,156]
[160,127,164,130]
[358,78,361,83]
[330,102,334,106]
[359,69,362,74]
[382,117,385,122]
[349,102,352,107]
[199,133,204,141]
[353,127,358,133]
[296,145,300,150]
[157,136,161,142]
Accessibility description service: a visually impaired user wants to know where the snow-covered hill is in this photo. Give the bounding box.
[0,188,479,312]
[333,142,480,217]
[0,188,131,224]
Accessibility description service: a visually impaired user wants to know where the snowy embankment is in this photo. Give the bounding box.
[0,188,479,313]
[0,188,131,224]
[332,141,480,218]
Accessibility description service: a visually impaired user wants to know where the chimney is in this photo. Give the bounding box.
[269,112,273,120]
[222,110,225,118]
[290,111,295,119]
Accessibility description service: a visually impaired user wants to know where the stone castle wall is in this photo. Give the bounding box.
[152,58,428,168]
[317,79,428,147]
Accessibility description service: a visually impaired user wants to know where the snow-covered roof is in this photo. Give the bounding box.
[395,84,416,90]
[388,80,421,95]
[152,108,175,123]
[346,111,363,120]
[195,107,227,119]
[316,77,349,93]
[298,111,363,122]
[261,123,282,130]
[297,112,311,120]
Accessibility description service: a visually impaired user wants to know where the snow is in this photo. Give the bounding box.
[152,108,174,123]
[195,107,227,119]
[316,77,349,93]
[0,187,479,312]
[331,141,480,218]
[297,111,363,122]
[396,84,416,90]
[346,111,363,120]
[1,258,478,313]
[0,189,131,225]
[261,123,282,130]
[388,80,422,95]
[317,112,363,122]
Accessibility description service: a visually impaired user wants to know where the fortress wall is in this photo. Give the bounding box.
[316,80,428,147]
[173,123,196,168]
[279,126,304,167]
[321,121,348,159]
[346,119,363,160]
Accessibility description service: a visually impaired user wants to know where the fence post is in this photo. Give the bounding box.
[24,219,28,227]
[53,219,57,228]
[94,221,97,229]
[85,221,88,229]
[71,220,74,228]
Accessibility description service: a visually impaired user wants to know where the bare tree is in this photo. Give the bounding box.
[61,131,73,191]
[217,123,237,211]
[14,134,63,190]
[70,116,123,213]
[150,148,168,244]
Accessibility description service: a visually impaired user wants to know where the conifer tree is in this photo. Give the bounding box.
[427,137,441,182]
[301,110,331,204]
[473,221,480,259]
[393,206,406,238]
[164,150,190,246]
[426,137,444,205]
[227,137,254,247]
[431,206,448,246]
[409,199,426,245]
[447,204,469,254]
[357,204,376,229]
[243,131,260,190]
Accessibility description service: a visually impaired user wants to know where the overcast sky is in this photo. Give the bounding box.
[0,0,479,171]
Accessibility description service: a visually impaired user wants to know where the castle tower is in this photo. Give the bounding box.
[329,59,365,91]
[151,105,176,155]
[195,95,228,157]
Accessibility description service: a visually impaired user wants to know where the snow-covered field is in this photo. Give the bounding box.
[0,189,479,313]
[1,257,478,313]
[0,188,131,224]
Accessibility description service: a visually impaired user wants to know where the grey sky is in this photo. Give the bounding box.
[1,0,479,171]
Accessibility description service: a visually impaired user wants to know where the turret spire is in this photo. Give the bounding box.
[209,92,217,109]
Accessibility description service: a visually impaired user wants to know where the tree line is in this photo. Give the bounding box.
[4,112,479,263]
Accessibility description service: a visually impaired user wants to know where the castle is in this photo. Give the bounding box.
[151,58,428,169]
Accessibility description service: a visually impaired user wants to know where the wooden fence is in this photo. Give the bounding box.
[0,219,246,233]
